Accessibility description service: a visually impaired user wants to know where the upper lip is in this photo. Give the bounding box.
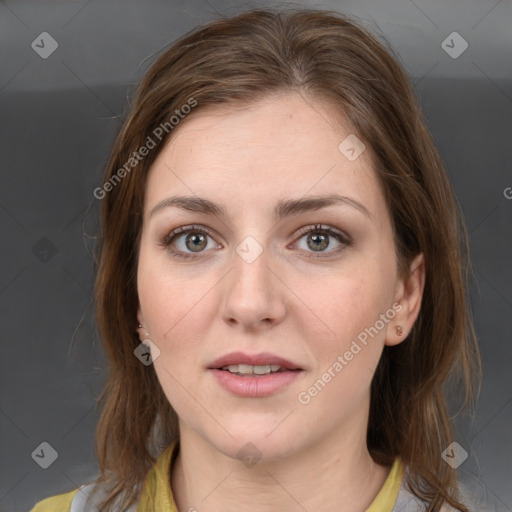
[208,351,302,370]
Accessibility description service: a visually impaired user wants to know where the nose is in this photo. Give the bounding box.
[220,241,286,331]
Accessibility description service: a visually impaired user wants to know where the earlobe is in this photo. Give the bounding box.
[136,306,148,340]
[136,306,144,328]
[386,253,426,347]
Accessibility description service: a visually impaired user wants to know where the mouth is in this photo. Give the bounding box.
[208,352,304,397]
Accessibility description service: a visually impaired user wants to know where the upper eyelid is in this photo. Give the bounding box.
[294,223,350,240]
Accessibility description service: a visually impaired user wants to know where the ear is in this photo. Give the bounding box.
[386,253,426,347]
[136,305,144,327]
[136,306,147,340]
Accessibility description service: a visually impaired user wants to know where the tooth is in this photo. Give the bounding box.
[221,363,285,374]
[238,364,253,374]
[253,365,271,374]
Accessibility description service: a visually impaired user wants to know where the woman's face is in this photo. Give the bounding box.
[137,92,422,461]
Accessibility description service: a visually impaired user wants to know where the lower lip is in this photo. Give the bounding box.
[209,369,304,397]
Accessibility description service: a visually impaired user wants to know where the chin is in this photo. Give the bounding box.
[197,418,303,464]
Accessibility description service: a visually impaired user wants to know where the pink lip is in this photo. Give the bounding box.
[208,351,302,371]
[209,368,304,397]
[207,351,304,398]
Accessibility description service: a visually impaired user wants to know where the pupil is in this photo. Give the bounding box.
[309,232,328,251]
[187,233,207,252]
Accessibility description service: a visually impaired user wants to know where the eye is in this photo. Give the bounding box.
[159,223,351,260]
[292,224,351,258]
[159,225,221,259]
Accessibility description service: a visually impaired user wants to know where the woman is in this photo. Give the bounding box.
[31,7,482,512]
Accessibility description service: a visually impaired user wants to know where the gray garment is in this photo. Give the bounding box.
[392,477,452,511]
[69,483,137,512]
[393,470,499,512]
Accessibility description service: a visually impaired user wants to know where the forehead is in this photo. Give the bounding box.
[145,93,387,223]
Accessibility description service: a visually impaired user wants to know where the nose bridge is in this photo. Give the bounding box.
[221,235,283,328]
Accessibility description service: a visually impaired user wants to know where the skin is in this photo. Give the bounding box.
[136,92,425,512]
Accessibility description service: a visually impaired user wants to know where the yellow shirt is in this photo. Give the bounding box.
[30,439,404,512]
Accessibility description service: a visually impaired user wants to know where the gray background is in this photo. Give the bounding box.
[1,0,511,511]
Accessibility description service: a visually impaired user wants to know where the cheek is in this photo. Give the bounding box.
[137,255,211,411]
[293,277,388,425]
[292,264,393,404]
[295,268,389,344]
[137,244,209,337]
[137,249,222,394]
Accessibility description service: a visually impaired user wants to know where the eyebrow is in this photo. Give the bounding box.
[149,193,372,221]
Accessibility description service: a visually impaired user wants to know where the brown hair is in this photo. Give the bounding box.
[92,7,482,511]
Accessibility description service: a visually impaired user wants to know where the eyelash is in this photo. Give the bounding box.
[158,223,352,260]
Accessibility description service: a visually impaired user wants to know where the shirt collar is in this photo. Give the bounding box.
[139,439,404,512]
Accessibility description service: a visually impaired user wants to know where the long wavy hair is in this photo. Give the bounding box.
[91,7,482,511]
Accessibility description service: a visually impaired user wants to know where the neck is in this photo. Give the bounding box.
[171,414,390,512]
